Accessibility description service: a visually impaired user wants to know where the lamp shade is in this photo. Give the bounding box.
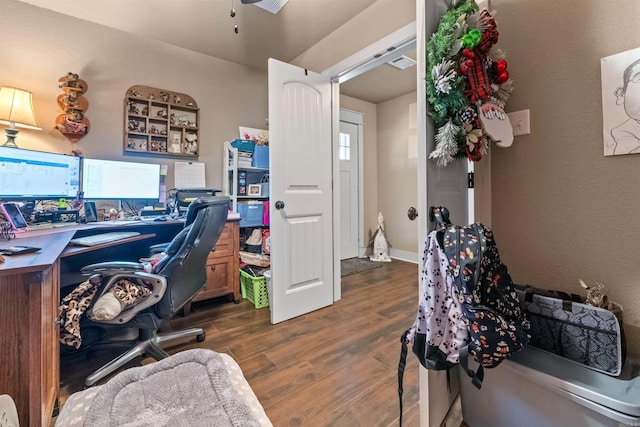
[0,86,41,130]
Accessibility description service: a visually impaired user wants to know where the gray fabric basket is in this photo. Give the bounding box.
[515,285,625,376]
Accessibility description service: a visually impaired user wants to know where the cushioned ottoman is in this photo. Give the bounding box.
[55,349,272,427]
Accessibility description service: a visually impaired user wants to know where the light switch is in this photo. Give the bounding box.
[507,109,530,136]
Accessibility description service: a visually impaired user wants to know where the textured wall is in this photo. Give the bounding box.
[491,0,640,356]
[0,0,268,193]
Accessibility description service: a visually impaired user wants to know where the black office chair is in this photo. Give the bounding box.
[79,196,230,387]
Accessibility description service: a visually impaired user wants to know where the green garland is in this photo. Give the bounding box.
[426,0,513,166]
[426,1,478,127]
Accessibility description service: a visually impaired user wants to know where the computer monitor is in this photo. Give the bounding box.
[0,146,81,199]
[81,158,160,200]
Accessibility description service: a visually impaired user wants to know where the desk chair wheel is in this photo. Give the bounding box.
[196,332,206,342]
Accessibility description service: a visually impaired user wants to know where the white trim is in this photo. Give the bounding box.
[339,108,365,263]
[322,22,417,83]
[389,248,419,264]
[331,81,342,302]
[339,108,364,125]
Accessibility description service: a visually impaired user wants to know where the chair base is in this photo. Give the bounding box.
[85,327,205,387]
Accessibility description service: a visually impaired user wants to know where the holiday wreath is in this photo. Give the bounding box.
[427,0,514,167]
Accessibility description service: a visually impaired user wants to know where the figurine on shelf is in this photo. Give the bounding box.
[56,72,90,144]
[184,133,198,154]
[55,116,88,136]
[160,91,170,102]
[128,101,140,114]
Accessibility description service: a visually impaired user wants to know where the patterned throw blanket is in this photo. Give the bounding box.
[59,276,153,349]
[59,275,102,349]
[84,349,261,427]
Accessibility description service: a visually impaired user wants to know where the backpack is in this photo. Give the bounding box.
[441,222,531,386]
[397,208,530,425]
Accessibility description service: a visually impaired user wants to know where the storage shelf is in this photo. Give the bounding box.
[223,141,270,220]
[124,85,199,157]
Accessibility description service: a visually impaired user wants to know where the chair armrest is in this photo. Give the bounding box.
[81,261,147,276]
[149,243,169,255]
[87,271,167,325]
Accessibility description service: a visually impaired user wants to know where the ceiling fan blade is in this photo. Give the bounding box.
[240,0,262,3]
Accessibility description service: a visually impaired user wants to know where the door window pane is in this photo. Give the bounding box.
[339,132,351,161]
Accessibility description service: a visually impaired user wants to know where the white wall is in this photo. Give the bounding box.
[377,91,419,260]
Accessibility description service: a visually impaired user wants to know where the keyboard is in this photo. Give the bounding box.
[69,231,141,247]
[28,222,77,230]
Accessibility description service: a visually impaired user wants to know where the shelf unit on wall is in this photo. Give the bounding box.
[124,85,199,157]
[223,141,269,214]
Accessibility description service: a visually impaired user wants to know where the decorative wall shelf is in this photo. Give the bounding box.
[124,85,199,157]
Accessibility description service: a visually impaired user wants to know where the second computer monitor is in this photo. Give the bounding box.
[81,158,160,200]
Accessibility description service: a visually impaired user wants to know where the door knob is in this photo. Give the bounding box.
[407,207,418,221]
[275,201,285,210]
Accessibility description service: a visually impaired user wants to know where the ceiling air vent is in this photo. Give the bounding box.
[254,0,289,14]
[387,55,417,70]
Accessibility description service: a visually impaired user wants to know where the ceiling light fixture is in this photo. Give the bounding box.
[253,0,288,15]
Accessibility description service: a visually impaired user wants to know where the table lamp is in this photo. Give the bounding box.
[0,86,41,148]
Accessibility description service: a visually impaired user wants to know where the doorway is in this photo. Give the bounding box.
[327,22,418,283]
[338,109,363,260]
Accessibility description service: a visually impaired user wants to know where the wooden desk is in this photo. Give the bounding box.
[0,222,178,427]
[0,218,238,426]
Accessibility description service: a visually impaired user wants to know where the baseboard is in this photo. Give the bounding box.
[389,249,419,264]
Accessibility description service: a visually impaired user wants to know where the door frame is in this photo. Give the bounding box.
[339,108,365,259]
[323,21,417,302]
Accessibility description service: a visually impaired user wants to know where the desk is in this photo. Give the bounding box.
[0,220,186,427]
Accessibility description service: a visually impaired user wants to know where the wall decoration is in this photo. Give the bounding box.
[426,0,514,167]
[55,72,90,149]
[601,47,640,156]
[239,126,268,145]
[124,85,199,157]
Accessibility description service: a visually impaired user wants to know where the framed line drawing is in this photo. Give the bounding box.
[601,47,640,156]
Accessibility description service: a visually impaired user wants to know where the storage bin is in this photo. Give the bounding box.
[264,270,272,310]
[252,145,269,168]
[262,201,270,226]
[230,139,255,153]
[458,346,640,427]
[240,269,269,309]
[238,202,264,227]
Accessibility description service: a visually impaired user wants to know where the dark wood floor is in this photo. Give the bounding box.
[56,260,453,426]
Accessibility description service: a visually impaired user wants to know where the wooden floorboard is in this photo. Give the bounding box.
[55,259,458,426]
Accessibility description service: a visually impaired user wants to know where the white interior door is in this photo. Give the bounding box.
[268,58,334,324]
[338,112,362,260]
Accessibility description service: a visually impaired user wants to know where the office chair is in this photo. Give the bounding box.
[78,196,230,387]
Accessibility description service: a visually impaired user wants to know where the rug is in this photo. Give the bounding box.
[341,257,384,276]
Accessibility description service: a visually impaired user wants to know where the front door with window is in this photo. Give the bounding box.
[338,114,361,260]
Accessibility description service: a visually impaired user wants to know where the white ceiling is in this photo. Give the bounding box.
[17,0,416,104]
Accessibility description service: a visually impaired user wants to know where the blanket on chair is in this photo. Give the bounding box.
[84,349,260,427]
